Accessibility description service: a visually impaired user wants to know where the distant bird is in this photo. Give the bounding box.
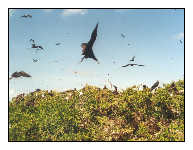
[56,43,61,46]
[113,85,119,95]
[170,82,179,94]
[121,33,125,38]
[30,39,35,43]
[32,59,38,63]
[9,71,31,80]
[179,40,183,44]
[21,14,32,18]
[138,64,145,67]
[121,63,138,67]
[30,39,44,50]
[150,81,159,91]
[80,23,99,63]
[31,44,43,50]
[103,85,107,89]
[130,56,136,61]
[143,85,148,89]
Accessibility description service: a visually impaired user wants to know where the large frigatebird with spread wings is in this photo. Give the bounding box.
[9,71,32,80]
[80,23,99,64]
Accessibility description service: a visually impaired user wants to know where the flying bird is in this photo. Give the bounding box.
[21,14,32,18]
[150,81,159,91]
[9,71,32,80]
[80,23,99,63]
[56,43,61,46]
[121,63,138,67]
[32,59,38,63]
[130,56,136,61]
[31,44,43,50]
[121,33,125,38]
[138,64,145,67]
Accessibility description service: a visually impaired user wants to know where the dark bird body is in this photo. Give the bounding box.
[56,43,61,46]
[150,81,159,91]
[9,71,31,80]
[21,14,32,18]
[121,64,138,67]
[121,33,125,38]
[80,23,99,63]
[130,56,135,61]
[33,59,38,63]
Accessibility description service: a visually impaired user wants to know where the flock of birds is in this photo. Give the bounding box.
[10,12,183,93]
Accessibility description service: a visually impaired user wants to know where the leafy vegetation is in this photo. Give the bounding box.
[9,80,184,141]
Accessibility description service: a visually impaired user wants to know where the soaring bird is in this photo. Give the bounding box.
[121,33,125,38]
[21,14,32,18]
[56,43,61,46]
[9,71,32,80]
[33,59,38,63]
[150,81,159,91]
[130,56,136,61]
[80,23,99,63]
[121,63,138,67]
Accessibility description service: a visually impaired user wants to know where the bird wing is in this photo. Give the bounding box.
[122,64,130,67]
[87,23,98,48]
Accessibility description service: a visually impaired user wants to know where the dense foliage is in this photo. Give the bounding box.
[9,80,184,141]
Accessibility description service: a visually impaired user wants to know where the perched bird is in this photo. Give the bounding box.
[121,63,138,67]
[143,85,148,89]
[121,33,125,38]
[21,14,32,18]
[113,85,119,95]
[56,43,61,46]
[80,23,99,63]
[170,82,179,94]
[9,71,31,80]
[130,56,136,61]
[150,81,159,91]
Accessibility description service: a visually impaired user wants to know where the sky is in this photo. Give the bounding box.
[9,9,184,99]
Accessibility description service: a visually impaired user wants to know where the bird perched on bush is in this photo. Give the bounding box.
[150,81,159,91]
[80,23,99,64]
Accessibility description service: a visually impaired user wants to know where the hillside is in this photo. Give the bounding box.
[9,80,184,141]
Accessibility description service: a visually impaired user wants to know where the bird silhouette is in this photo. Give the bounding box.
[56,43,61,46]
[32,59,38,63]
[9,71,32,80]
[21,14,32,18]
[150,81,159,91]
[121,33,125,38]
[80,23,99,63]
[121,63,138,67]
[130,56,136,61]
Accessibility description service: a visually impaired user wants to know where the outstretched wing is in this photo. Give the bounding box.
[88,23,98,48]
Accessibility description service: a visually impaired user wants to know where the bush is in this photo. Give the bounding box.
[9,80,184,141]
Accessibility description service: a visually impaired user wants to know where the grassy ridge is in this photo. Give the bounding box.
[9,80,184,141]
